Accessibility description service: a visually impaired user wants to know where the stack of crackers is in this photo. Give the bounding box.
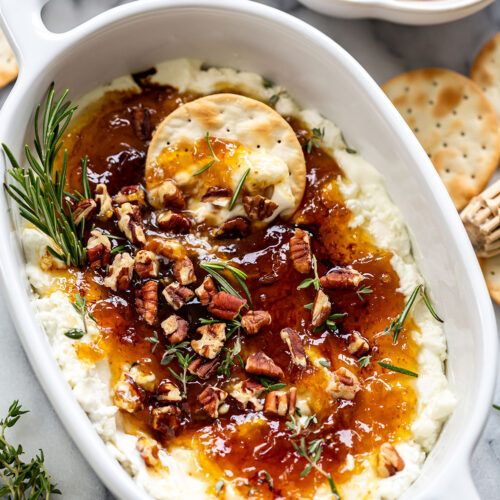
[383,33,500,305]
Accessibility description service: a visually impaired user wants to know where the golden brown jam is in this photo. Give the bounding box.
[58,79,418,498]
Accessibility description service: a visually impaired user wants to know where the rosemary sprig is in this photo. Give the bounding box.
[358,355,372,368]
[229,168,250,211]
[193,159,215,177]
[258,377,286,393]
[378,361,418,378]
[168,351,197,397]
[64,293,95,339]
[356,285,373,301]
[305,128,325,154]
[193,132,219,176]
[3,84,87,267]
[297,255,320,291]
[0,401,61,499]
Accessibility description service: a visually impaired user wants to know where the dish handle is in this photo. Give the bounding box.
[0,0,58,73]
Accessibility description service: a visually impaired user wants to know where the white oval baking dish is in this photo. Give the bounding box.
[0,1,496,498]
[297,0,493,25]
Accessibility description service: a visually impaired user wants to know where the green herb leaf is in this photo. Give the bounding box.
[493,404,500,411]
[64,328,85,340]
[303,303,313,310]
[258,377,286,393]
[110,244,128,255]
[215,480,224,493]
[305,128,325,154]
[262,78,274,89]
[193,159,215,177]
[345,147,357,154]
[145,331,160,353]
[389,284,421,344]
[358,355,372,368]
[218,335,242,378]
[205,132,219,161]
[261,470,273,490]
[269,94,280,106]
[229,168,251,211]
[377,361,418,378]
[318,359,331,368]
[421,287,443,323]
[201,261,251,306]
[356,285,373,301]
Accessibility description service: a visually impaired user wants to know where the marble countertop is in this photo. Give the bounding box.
[0,0,499,498]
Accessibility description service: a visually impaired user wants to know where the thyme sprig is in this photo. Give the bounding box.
[145,331,160,353]
[64,293,95,339]
[358,355,372,368]
[229,168,251,211]
[378,361,418,378]
[305,128,325,154]
[356,285,373,301]
[297,256,320,291]
[3,84,87,267]
[0,401,60,499]
[286,412,317,437]
[258,377,286,393]
[217,334,244,377]
[160,341,191,366]
[168,351,197,397]
[314,312,347,333]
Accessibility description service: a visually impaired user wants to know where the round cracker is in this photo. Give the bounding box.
[471,33,500,118]
[0,29,17,88]
[383,68,500,210]
[146,93,306,218]
[482,254,500,304]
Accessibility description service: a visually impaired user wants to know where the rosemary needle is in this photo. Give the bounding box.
[229,168,250,210]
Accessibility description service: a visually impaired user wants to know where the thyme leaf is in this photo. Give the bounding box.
[64,328,84,340]
[258,377,286,393]
[160,341,190,366]
[305,128,325,154]
[358,355,372,368]
[297,255,320,291]
[168,351,197,397]
[356,285,373,301]
[217,334,242,377]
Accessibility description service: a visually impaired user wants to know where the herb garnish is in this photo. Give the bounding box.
[193,132,219,176]
[145,331,160,353]
[160,341,190,366]
[378,361,418,378]
[64,329,85,340]
[358,355,372,368]
[215,479,225,493]
[261,470,273,490]
[493,404,500,411]
[269,94,280,106]
[286,412,317,437]
[258,377,286,393]
[64,292,95,339]
[3,84,87,267]
[318,359,331,368]
[168,351,197,397]
[0,401,60,499]
[356,285,373,301]
[229,168,251,211]
[345,147,357,155]
[305,128,325,154]
[297,256,320,291]
[315,312,347,333]
[262,78,275,89]
[218,334,244,377]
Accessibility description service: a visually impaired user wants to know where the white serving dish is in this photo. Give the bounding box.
[297,0,493,25]
[0,0,496,498]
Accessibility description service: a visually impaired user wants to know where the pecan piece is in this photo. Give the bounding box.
[132,105,151,141]
[173,256,196,285]
[290,228,312,274]
[135,281,158,325]
[188,358,220,380]
[162,282,194,310]
[202,186,232,203]
[112,373,143,413]
[95,183,113,220]
[311,289,331,328]
[73,198,96,225]
[243,195,278,221]
[157,380,182,403]
[115,202,146,245]
[136,436,160,468]
[327,367,361,400]
[195,276,217,306]
[157,210,191,233]
[150,405,181,434]
[114,184,146,206]
[208,291,247,321]
[161,314,189,344]
[129,362,156,392]
[104,252,134,291]
[264,387,297,416]
[230,379,265,411]
[320,267,365,289]
[198,386,228,418]
[280,328,307,368]
[241,310,272,335]
[148,179,186,210]
[144,236,184,260]
[134,249,159,278]
[347,331,369,357]
[86,230,111,269]
[215,217,250,238]
[191,323,226,359]
[377,443,405,478]
[245,351,284,379]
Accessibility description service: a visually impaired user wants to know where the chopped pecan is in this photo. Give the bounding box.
[136,436,160,468]
[150,405,181,434]
[157,210,191,233]
[327,367,361,400]
[377,443,405,478]
[113,184,146,206]
[198,386,228,418]
[112,373,143,413]
[73,198,96,225]
[347,331,369,357]
[245,351,284,379]
[162,282,194,310]
[144,236,184,260]
[134,249,159,278]
[161,314,189,344]
[264,387,297,416]
[95,183,113,220]
[195,276,217,306]
[311,289,331,328]
[157,380,182,403]
[243,195,278,221]
[173,256,196,285]
[86,230,111,269]
[208,291,247,320]
[115,202,146,245]
[148,179,186,210]
[129,362,156,392]
[241,310,272,335]
[202,186,232,203]
[188,358,220,380]
[191,323,226,359]
[132,105,152,141]
[320,267,365,289]
[135,281,158,325]
[230,379,265,411]
[280,328,307,368]
[104,252,134,291]
[290,228,312,274]
[215,217,250,238]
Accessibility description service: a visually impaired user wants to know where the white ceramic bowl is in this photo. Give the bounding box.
[0,1,496,499]
[297,0,493,25]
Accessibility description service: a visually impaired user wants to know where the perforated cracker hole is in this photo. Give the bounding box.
[407,108,412,114]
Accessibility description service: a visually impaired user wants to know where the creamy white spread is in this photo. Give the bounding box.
[22,59,455,500]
